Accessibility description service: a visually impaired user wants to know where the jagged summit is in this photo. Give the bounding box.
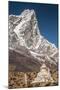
[9,9,58,72]
[20,9,35,17]
[9,9,41,49]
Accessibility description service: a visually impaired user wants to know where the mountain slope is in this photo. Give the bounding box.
[9,9,58,72]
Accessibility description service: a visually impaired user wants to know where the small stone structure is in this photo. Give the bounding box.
[31,63,54,86]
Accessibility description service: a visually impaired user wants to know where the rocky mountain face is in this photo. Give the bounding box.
[8,9,58,72]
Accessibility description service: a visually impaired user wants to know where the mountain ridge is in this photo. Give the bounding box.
[9,9,58,72]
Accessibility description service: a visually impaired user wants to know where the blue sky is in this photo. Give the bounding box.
[9,1,58,47]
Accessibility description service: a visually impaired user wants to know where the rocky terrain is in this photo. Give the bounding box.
[8,9,58,88]
[9,64,58,88]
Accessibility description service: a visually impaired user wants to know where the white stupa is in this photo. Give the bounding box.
[31,63,54,86]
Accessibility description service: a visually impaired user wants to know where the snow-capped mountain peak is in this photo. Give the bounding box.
[9,9,58,72]
[12,9,41,49]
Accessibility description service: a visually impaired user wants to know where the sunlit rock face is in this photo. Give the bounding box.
[9,9,58,75]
